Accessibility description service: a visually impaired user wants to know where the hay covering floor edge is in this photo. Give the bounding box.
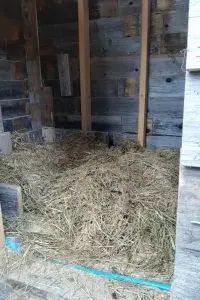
[0,133,179,283]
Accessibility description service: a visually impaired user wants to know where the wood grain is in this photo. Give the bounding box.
[0,205,5,250]
[57,54,72,96]
[0,183,23,218]
[22,0,42,130]
[138,0,151,147]
[78,0,91,131]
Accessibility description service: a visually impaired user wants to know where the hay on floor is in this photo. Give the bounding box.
[0,133,179,278]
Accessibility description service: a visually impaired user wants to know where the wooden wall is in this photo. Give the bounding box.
[0,0,31,132]
[38,0,189,148]
[0,0,189,148]
[172,1,200,298]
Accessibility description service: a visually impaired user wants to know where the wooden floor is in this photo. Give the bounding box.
[0,260,169,300]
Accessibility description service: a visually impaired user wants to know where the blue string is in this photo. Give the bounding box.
[52,260,171,292]
[5,239,171,292]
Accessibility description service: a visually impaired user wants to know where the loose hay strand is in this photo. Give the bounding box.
[0,133,179,277]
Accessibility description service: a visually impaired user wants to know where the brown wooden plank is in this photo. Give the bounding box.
[137,0,151,147]
[21,0,42,130]
[0,204,5,250]
[57,54,72,96]
[78,0,92,131]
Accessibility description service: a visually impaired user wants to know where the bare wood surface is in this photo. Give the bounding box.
[0,205,5,250]
[78,0,92,131]
[137,0,151,147]
[57,54,72,96]
[172,0,200,298]
[21,0,42,130]
[0,132,12,155]
[0,184,23,218]
[0,106,3,133]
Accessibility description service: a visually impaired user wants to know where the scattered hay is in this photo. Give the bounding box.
[0,133,179,278]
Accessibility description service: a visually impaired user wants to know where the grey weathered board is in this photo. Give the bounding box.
[22,0,43,131]
[0,106,3,132]
[57,54,72,96]
[0,205,5,249]
[0,132,12,155]
[172,1,200,299]
[0,183,23,218]
[36,0,189,149]
[181,13,200,167]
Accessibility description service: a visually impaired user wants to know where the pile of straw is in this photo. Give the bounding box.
[0,134,179,277]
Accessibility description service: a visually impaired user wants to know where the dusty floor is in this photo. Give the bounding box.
[0,258,170,300]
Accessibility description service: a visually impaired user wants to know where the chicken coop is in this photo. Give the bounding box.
[0,0,199,299]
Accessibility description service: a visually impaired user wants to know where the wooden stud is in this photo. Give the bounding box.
[137,0,151,147]
[0,204,5,250]
[78,0,92,131]
[22,0,42,131]
[0,106,3,133]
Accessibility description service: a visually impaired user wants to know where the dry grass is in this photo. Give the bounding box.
[0,133,179,279]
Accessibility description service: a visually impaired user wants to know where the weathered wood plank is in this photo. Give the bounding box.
[0,184,23,218]
[40,87,54,127]
[138,0,151,147]
[146,135,181,149]
[0,132,12,155]
[22,0,42,130]
[0,106,3,132]
[0,61,25,81]
[78,0,92,131]
[0,81,27,100]
[0,205,5,249]
[57,54,72,96]
[3,115,31,132]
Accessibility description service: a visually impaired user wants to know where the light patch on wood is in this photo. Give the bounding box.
[123,16,138,38]
[99,0,118,18]
[151,13,163,35]
[125,79,136,96]
[157,0,171,11]
[42,127,56,143]
[0,132,12,155]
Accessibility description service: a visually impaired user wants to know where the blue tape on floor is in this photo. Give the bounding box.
[52,260,171,292]
[72,265,171,292]
[5,237,22,254]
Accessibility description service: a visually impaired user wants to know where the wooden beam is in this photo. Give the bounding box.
[0,204,5,250]
[0,106,3,133]
[78,0,92,131]
[137,0,151,147]
[22,0,42,131]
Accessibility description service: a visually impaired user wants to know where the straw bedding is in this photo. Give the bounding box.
[0,134,179,277]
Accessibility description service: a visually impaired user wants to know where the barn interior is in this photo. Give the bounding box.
[0,0,189,299]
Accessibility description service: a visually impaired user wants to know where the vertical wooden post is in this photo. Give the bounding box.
[0,106,3,133]
[22,0,43,131]
[78,0,92,131]
[137,0,151,147]
[0,205,5,250]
